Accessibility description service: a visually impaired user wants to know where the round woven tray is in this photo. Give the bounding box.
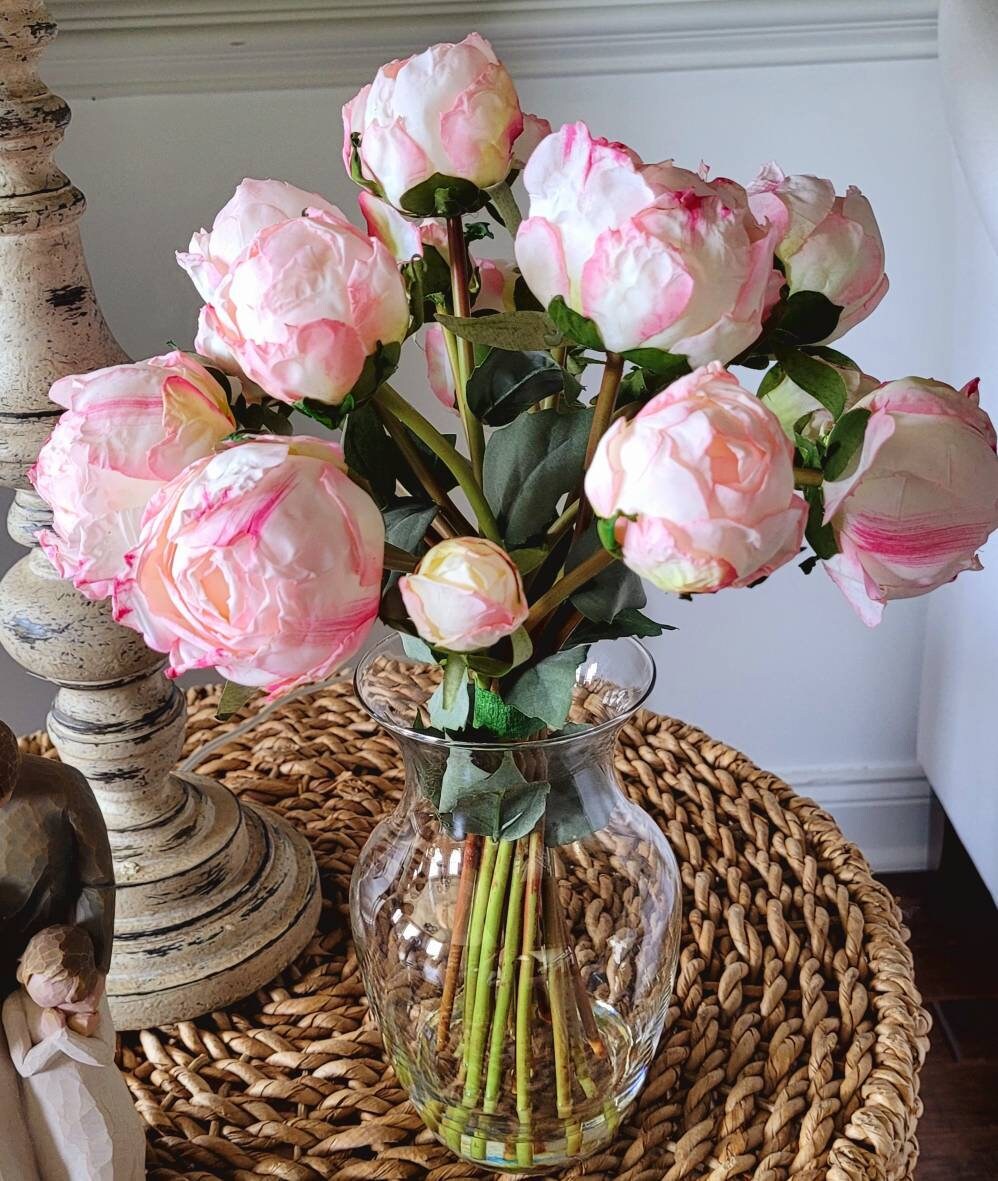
[20,681,930,1181]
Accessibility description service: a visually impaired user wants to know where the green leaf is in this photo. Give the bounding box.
[823,407,871,482]
[216,680,257,721]
[466,349,565,426]
[440,752,548,841]
[620,347,690,381]
[544,772,614,847]
[773,290,843,346]
[573,608,673,644]
[778,349,847,419]
[344,402,396,506]
[439,747,490,813]
[794,430,822,471]
[510,547,548,575]
[757,363,786,400]
[294,394,354,431]
[383,501,437,555]
[435,309,563,352]
[488,180,523,234]
[464,625,533,678]
[483,407,593,546]
[803,485,838,560]
[504,646,588,731]
[567,526,646,622]
[494,781,549,842]
[547,296,604,350]
[399,173,487,217]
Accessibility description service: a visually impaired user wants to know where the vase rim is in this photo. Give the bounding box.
[354,633,656,753]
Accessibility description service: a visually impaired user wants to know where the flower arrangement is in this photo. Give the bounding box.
[32,31,998,1169]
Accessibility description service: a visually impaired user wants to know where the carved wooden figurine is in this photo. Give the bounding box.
[0,2,320,1029]
[0,722,145,1180]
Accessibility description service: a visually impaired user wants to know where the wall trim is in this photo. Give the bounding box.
[774,762,938,874]
[44,0,939,100]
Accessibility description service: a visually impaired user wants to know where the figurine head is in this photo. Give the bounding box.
[0,721,18,806]
[17,924,101,1011]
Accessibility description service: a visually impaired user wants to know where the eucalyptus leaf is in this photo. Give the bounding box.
[383,501,437,555]
[620,347,690,381]
[427,665,470,731]
[441,654,468,710]
[778,349,847,419]
[467,349,565,426]
[483,407,593,546]
[567,527,646,622]
[436,310,563,352]
[510,547,548,575]
[472,684,546,740]
[572,608,672,644]
[505,646,588,731]
[823,407,871,481]
[401,633,435,662]
[216,680,257,721]
[488,180,523,234]
[544,770,614,847]
[344,402,396,506]
[807,345,859,370]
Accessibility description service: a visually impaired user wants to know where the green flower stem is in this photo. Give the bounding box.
[462,837,498,1045]
[374,383,500,542]
[542,862,580,1156]
[524,547,615,637]
[794,466,824,487]
[437,834,482,1053]
[515,828,544,1168]
[446,215,486,485]
[377,403,472,537]
[546,499,580,542]
[483,838,527,1114]
[575,351,625,542]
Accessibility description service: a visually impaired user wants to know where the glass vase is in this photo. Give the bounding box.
[350,635,682,1172]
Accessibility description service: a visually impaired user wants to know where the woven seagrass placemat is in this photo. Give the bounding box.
[20,680,930,1181]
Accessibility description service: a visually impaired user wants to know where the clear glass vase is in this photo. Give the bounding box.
[351,635,682,1172]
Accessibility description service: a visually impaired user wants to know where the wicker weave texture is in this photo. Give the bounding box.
[19,681,930,1181]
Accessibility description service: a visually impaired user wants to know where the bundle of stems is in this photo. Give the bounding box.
[429,826,614,1166]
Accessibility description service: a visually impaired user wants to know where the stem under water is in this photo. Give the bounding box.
[483,838,527,1115]
[515,829,544,1168]
[542,860,581,1156]
[437,835,482,1053]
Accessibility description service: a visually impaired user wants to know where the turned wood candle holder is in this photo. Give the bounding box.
[0,2,320,1030]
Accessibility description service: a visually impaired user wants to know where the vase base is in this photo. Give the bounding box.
[104,772,321,1030]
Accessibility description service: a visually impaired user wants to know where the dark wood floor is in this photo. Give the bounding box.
[879,825,998,1180]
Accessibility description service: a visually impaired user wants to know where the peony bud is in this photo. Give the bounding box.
[585,363,807,593]
[822,376,998,624]
[343,34,524,214]
[748,163,888,341]
[399,537,528,652]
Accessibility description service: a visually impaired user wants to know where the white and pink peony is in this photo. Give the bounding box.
[748,163,888,340]
[343,33,525,212]
[399,537,528,652]
[822,377,998,624]
[178,180,410,407]
[585,363,808,593]
[515,122,779,365]
[30,352,236,602]
[113,435,384,695]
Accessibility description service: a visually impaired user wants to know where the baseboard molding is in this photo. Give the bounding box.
[773,763,938,873]
[43,0,939,100]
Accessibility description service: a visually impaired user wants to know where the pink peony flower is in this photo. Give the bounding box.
[178,178,339,306]
[343,33,524,212]
[514,123,779,365]
[822,377,998,625]
[199,204,409,406]
[29,353,236,602]
[113,436,384,696]
[511,113,553,171]
[748,163,888,340]
[585,363,808,593]
[399,537,528,652]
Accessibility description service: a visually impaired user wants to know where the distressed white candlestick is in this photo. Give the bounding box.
[0,2,320,1030]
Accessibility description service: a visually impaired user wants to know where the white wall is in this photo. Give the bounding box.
[0,15,955,867]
